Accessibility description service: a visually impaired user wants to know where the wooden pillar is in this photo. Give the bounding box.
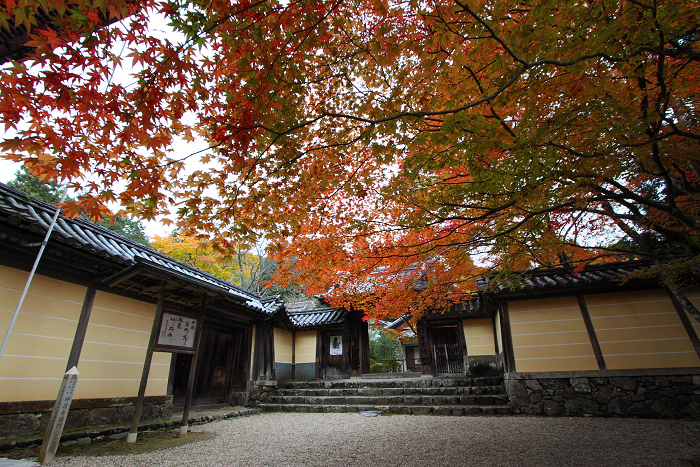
[499,303,516,373]
[252,323,274,381]
[252,325,262,381]
[315,330,321,379]
[416,320,433,375]
[576,295,607,370]
[66,285,96,371]
[127,282,166,444]
[492,314,501,355]
[180,295,207,436]
[267,326,276,380]
[291,331,296,380]
[457,320,469,375]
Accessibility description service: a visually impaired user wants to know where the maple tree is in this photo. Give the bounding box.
[1,0,699,319]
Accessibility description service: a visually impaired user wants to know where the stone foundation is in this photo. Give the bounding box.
[248,380,279,405]
[505,368,700,419]
[0,396,173,438]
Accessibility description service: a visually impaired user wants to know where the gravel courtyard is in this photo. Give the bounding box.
[47,412,700,467]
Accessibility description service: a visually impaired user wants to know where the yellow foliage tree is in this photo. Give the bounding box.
[151,231,276,292]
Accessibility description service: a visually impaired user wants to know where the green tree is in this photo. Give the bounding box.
[7,167,67,204]
[97,215,150,246]
[7,168,150,245]
[369,328,403,373]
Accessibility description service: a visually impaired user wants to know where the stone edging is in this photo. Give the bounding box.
[0,408,261,453]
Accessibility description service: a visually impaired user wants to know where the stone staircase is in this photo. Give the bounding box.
[256,375,511,416]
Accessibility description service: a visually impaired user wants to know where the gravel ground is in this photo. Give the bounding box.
[47,413,700,467]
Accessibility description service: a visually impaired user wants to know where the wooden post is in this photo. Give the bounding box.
[180,295,206,437]
[416,321,433,375]
[576,295,607,370]
[38,367,79,464]
[315,329,322,379]
[291,330,296,380]
[457,320,469,375]
[127,282,166,444]
[66,286,96,371]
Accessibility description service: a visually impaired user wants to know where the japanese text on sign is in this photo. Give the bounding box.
[157,313,197,348]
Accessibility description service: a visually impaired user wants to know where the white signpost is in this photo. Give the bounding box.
[38,366,79,464]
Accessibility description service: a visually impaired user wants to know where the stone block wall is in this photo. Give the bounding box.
[504,369,700,419]
[0,396,172,439]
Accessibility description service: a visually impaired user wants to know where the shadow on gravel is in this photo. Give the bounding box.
[680,455,700,466]
[2,430,215,460]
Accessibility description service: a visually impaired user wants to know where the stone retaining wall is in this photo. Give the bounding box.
[0,396,172,438]
[504,368,700,419]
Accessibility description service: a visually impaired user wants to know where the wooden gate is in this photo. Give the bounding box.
[430,325,465,375]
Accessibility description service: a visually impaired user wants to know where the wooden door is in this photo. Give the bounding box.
[193,327,234,404]
[320,330,350,379]
[405,346,421,372]
[171,325,250,408]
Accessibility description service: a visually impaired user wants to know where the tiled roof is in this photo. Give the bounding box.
[385,296,485,328]
[386,314,411,330]
[287,308,346,328]
[477,261,656,297]
[0,182,277,315]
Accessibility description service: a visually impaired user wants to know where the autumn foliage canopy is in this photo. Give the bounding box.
[0,0,699,318]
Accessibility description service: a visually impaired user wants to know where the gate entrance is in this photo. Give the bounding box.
[171,325,250,408]
[319,330,350,379]
[430,324,466,375]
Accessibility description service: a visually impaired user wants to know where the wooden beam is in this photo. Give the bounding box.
[102,264,144,287]
[65,285,96,371]
[127,282,166,444]
[668,289,700,359]
[576,295,607,370]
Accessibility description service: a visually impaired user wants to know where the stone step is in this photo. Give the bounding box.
[273,385,506,397]
[265,393,509,406]
[278,376,504,390]
[257,403,512,416]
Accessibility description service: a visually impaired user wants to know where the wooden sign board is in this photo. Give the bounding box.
[154,312,198,352]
